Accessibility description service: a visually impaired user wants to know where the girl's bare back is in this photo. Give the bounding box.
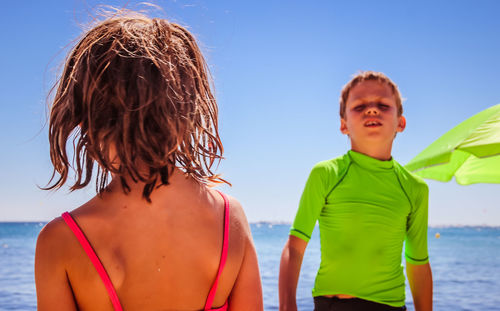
[36,170,262,310]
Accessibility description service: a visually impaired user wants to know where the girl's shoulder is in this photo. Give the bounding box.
[218,192,252,238]
[35,215,79,272]
[36,197,100,265]
[37,215,74,248]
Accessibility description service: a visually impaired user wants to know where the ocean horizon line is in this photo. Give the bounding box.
[1,221,500,228]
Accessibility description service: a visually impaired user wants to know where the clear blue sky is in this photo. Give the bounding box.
[1,0,499,225]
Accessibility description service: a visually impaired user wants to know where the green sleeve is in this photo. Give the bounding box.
[405,183,430,265]
[290,164,328,242]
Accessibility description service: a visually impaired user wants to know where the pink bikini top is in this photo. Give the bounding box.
[61,190,230,311]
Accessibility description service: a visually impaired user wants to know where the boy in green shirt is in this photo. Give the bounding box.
[279,72,433,311]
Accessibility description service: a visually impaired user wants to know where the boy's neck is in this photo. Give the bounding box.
[350,141,393,161]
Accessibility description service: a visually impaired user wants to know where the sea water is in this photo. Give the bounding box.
[1,223,499,310]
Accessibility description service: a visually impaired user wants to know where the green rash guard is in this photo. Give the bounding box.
[290,150,429,307]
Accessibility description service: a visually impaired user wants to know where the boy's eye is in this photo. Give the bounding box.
[378,103,390,110]
[353,104,365,112]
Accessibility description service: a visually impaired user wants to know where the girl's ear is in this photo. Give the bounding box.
[340,118,349,135]
[397,115,406,132]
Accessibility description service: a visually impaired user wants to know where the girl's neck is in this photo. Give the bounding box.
[104,167,194,202]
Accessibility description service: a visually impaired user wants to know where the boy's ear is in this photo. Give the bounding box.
[340,118,349,135]
[397,115,406,132]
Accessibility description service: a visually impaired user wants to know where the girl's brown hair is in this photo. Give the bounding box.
[46,11,226,201]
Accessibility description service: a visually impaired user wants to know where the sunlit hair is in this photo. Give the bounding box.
[339,71,403,119]
[46,10,227,201]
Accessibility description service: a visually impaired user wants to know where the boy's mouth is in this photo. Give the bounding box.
[364,119,382,127]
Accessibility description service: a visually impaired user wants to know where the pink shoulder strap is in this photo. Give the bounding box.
[204,190,230,310]
[61,212,123,311]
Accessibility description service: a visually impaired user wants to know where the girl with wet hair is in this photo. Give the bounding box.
[35,11,263,311]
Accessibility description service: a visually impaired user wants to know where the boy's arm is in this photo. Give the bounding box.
[279,235,308,311]
[406,261,433,311]
[405,181,432,310]
[280,161,330,310]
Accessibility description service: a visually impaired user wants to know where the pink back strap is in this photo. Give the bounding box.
[61,212,123,311]
[204,190,230,310]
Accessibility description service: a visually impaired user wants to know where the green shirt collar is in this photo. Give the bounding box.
[348,150,394,170]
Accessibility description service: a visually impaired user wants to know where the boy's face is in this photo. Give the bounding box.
[340,80,406,147]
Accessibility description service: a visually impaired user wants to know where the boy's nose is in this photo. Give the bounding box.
[365,106,379,115]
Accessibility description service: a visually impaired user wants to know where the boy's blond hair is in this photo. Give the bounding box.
[340,71,403,119]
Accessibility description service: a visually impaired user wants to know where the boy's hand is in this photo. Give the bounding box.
[406,261,433,311]
[279,235,308,311]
